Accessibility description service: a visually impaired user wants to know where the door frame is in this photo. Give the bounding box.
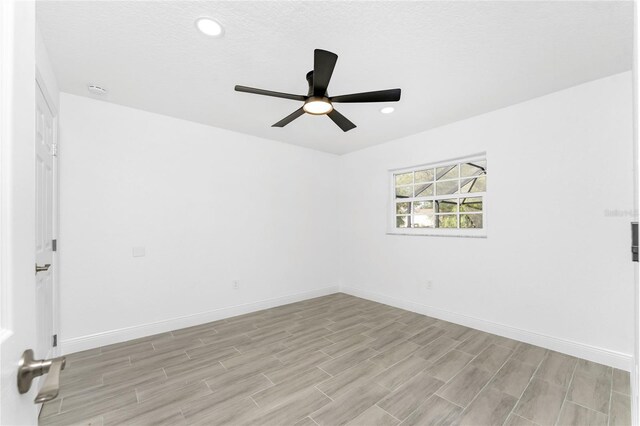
[35,68,60,358]
[0,0,12,348]
[634,1,639,423]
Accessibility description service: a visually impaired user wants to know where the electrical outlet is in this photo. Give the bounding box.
[425,281,433,290]
[232,280,240,289]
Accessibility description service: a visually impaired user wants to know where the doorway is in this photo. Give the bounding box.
[34,76,58,363]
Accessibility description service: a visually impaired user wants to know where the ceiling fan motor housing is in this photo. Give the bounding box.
[306,71,316,96]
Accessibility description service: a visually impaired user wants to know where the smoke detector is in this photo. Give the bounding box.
[87,85,107,95]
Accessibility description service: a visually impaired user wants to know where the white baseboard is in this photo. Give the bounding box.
[61,285,340,355]
[341,285,633,371]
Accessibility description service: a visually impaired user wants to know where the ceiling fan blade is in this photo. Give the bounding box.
[327,109,356,132]
[272,107,305,127]
[235,85,306,101]
[313,49,338,96]
[331,88,401,103]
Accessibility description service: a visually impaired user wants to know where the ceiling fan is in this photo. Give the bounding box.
[234,49,401,132]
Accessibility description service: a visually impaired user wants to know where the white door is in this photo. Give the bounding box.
[35,83,55,363]
[0,0,43,424]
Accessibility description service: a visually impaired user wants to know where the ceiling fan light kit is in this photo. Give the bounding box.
[234,49,401,132]
[303,97,333,115]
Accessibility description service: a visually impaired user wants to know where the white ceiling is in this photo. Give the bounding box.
[37,1,632,155]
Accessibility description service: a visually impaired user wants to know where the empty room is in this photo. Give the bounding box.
[1,1,638,425]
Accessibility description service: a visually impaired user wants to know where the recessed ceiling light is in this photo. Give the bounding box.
[195,17,224,37]
[380,107,395,114]
[87,85,107,95]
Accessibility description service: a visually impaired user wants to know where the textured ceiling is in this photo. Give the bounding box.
[37,1,632,155]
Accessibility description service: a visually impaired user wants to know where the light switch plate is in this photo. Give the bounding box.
[132,247,146,257]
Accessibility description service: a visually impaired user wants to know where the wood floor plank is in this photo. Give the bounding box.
[533,350,577,389]
[317,360,386,398]
[454,332,495,356]
[370,340,420,369]
[566,370,612,414]
[346,405,399,426]
[181,395,260,426]
[310,382,389,426]
[511,343,547,367]
[455,387,517,426]
[408,326,447,346]
[414,336,458,364]
[575,359,612,379]
[377,372,444,420]
[252,367,330,410]
[503,414,538,426]
[319,346,378,376]
[613,368,631,395]
[610,391,631,426]
[204,373,273,407]
[373,355,431,391]
[435,365,494,408]
[252,387,331,426]
[469,343,513,373]
[399,395,462,426]
[424,350,474,382]
[512,378,566,425]
[104,381,208,425]
[322,334,373,358]
[488,359,537,398]
[556,402,608,426]
[266,351,332,384]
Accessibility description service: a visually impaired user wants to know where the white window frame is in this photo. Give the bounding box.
[387,153,488,238]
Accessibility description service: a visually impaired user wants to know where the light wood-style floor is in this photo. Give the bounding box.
[39,293,631,426]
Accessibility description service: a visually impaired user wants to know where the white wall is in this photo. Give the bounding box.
[339,72,635,369]
[58,94,339,352]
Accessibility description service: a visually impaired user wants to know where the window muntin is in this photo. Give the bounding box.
[392,157,486,233]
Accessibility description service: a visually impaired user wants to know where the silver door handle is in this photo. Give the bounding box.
[34,357,64,404]
[35,263,51,274]
[17,349,66,403]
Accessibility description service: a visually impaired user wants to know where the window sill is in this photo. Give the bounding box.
[386,229,487,238]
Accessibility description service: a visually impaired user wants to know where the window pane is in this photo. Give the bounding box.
[436,180,458,195]
[436,199,458,213]
[396,186,413,198]
[415,169,434,183]
[460,197,482,212]
[396,202,411,214]
[437,214,458,228]
[396,216,410,228]
[413,215,435,228]
[460,161,486,177]
[412,201,434,214]
[414,184,434,197]
[395,172,413,186]
[460,214,483,228]
[436,165,458,181]
[460,176,486,193]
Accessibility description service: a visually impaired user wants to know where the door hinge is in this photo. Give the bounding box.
[51,144,58,157]
[52,239,57,252]
[632,222,638,262]
[52,334,58,347]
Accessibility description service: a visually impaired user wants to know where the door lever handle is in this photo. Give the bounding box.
[35,263,51,274]
[17,349,66,403]
[34,357,65,403]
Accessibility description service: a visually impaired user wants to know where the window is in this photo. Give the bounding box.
[389,155,487,237]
